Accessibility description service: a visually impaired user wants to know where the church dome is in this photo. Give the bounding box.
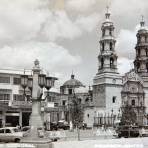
[75,87,88,93]
[63,74,84,88]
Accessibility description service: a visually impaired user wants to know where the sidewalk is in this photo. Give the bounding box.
[52,137,148,148]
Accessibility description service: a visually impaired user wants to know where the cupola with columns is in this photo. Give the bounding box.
[98,7,118,74]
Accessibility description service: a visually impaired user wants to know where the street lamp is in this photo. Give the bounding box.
[44,76,58,99]
[21,73,28,101]
[20,59,58,143]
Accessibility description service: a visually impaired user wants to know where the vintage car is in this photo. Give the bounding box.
[57,120,70,130]
[116,125,139,138]
[139,125,148,137]
[0,127,24,142]
[50,122,58,131]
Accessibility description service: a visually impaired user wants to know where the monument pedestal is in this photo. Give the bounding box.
[21,101,51,147]
[21,128,52,148]
[21,140,52,148]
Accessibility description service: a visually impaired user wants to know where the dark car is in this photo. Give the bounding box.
[57,120,70,130]
[116,125,139,138]
[50,122,58,131]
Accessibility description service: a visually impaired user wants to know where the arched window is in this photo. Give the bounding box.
[138,49,140,56]
[110,58,114,68]
[102,42,105,51]
[131,100,135,106]
[110,42,113,50]
[145,36,147,43]
[68,89,72,95]
[140,102,143,106]
[136,62,140,72]
[109,29,112,36]
[145,49,148,56]
[138,37,140,43]
[78,98,82,104]
[146,63,148,72]
[102,30,105,37]
[85,97,89,103]
[101,58,104,69]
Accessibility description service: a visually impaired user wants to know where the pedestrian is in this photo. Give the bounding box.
[82,122,85,130]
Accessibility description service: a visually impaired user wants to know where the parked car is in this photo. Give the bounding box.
[50,122,58,131]
[21,126,30,137]
[0,127,24,142]
[57,120,70,130]
[116,125,139,138]
[139,125,148,137]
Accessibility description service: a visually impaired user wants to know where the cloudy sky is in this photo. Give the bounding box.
[0,0,148,88]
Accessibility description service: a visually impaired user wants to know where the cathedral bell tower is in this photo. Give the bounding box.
[134,17,148,114]
[134,16,148,78]
[93,8,122,117]
[98,7,118,74]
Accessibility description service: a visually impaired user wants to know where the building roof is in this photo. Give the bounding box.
[0,68,32,75]
[49,87,60,93]
[75,87,88,93]
[63,74,84,88]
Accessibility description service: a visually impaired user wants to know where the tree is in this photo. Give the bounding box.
[70,96,83,128]
[70,95,84,140]
[120,105,137,125]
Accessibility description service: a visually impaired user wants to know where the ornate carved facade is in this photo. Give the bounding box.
[134,18,148,114]
[121,69,145,125]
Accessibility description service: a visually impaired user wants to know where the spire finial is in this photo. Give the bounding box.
[105,6,110,19]
[24,69,25,75]
[106,5,109,13]
[89,85,91,91]
[140,15,145,27]
[34,59,40,68]
[71,70,74,79]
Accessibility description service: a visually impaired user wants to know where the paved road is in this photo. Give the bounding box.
[46,128,115,141]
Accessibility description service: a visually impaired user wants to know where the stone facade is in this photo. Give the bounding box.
[59,74,93,127]
[121,69,146,125]
[134,18,148,114]
[0,69,32,128]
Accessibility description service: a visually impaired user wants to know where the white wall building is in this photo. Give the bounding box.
[0,69,32,127]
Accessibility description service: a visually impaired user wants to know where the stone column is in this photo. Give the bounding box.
[19,110,22,128]
[2,111,6,128]
[61,111,65,120]
[29,60,43,139]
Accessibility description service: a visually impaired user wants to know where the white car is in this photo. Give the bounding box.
[0,127,24,142]
[140,125,148,137]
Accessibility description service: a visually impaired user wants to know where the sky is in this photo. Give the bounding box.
[0,0,148,88]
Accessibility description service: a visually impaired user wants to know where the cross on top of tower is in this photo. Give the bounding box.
[106,6,109,13]
[140,15,145,27]
[105,6,111,19]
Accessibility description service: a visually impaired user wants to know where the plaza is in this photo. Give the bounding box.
[0,0,148,147]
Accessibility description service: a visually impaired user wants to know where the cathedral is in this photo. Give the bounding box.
[90,9,148,127]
